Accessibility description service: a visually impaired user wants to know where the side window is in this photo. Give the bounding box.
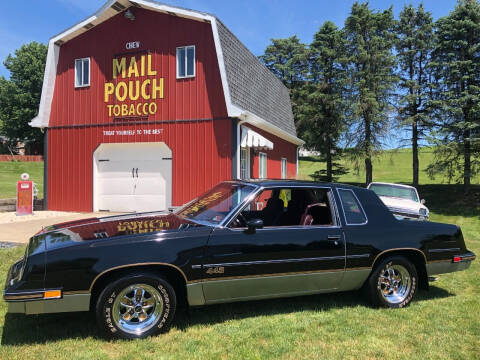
[230,187,335,228]
[75,58,90,87]
[259,152,267,178]
[176,45,195,78]
[337,189,367,225]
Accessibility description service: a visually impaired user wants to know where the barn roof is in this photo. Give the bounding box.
[30,0,302,145]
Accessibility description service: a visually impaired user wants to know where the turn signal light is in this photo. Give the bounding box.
[44,290,62,299]
[453,256,461,263]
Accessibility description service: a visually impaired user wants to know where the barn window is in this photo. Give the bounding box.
[259,152,267,179]
[75,58,90,87]
[281,158,287,179]
[176,46,195,78]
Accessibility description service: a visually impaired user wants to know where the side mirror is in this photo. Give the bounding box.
[421,199,426,205]
[246,219,263,234]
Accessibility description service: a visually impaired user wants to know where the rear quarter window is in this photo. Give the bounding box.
[337,189,367,225]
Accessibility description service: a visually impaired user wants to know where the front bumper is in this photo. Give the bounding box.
[426,251,476,276]
[3,290,91,315]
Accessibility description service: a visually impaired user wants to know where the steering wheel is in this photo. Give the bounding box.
[232,213,247,228]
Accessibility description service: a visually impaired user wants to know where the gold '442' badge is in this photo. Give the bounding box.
[206,267,224,275]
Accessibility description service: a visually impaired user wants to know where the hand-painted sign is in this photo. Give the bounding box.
[104,54,164,118]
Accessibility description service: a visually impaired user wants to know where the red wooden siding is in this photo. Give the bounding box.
[247,125,297,180]
[49,8,227,127]
[47,119,232,211]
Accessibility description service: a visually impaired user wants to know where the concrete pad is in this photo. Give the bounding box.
[0,211,125,244]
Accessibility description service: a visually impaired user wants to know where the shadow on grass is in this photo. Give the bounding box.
[1,286,453,345]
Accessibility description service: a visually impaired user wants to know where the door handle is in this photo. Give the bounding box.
[136,168,138,177]
[327,235,341,246]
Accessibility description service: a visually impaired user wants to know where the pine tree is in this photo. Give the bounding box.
[428,0,480,192]
[298,21,348,182]
[396,4,434,187]
[344,2,398,185]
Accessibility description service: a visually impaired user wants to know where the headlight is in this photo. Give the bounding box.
[419,208,427,216]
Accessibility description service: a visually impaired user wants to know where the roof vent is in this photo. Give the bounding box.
[83,23,94,30]
[111,2,126,12]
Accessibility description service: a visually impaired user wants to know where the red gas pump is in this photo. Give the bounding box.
[16,173,33,215]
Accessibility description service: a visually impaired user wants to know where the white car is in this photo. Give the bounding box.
[367,182,429,221]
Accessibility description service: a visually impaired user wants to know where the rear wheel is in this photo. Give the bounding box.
[96,272,176,339]
[367,256,418,308]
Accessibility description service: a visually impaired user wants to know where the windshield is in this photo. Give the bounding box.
[369,184,419,202]
[176,182,257,225]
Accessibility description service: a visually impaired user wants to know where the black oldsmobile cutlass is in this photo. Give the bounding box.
[3,180,476,339]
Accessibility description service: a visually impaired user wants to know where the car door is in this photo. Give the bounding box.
[201,186,346,304]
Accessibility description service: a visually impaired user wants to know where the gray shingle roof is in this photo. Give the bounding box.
[216,20,297,137]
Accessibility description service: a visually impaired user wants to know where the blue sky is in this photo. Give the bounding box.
[0,0,458,78]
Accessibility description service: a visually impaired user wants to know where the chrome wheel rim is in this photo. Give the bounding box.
[112,283,163,335]
[378,264,411,304]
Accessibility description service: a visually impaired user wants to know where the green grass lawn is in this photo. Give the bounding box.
[0,162,44,199]
[0,153,479,359]
[299,148,480,185]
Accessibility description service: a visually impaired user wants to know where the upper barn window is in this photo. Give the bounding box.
[176,46,195,78]
[75,58,90,87]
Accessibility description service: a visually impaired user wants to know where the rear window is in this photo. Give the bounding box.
[338,189,367,224]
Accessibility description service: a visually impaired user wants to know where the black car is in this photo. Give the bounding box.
[3,180,475,339]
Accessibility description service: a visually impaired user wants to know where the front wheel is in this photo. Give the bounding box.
[96,272,176,339]
[367,256,418,308]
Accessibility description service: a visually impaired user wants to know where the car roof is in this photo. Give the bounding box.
[368,182,417,190]
[229,179,362,190]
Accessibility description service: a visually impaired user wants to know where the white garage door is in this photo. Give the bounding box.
[93,142,172,212]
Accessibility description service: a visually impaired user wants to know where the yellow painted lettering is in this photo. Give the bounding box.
[147,54,156,76]
[104,82,114,102]
[113,105,121,117]
[115,82,128,101]
[113,57,126,79]
[152,78,164,99]
[127,56,139,77]
[129,80,140,100]
[142,103,149,115]
[107,104,114,117]
[140,55,145,76]
[148,102,157,115]
[121,104,128,116]
[136,103,142,115]
[141,79,151,100]
[128,104,136,116]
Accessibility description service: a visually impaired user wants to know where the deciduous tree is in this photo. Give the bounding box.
[0,42,47,153]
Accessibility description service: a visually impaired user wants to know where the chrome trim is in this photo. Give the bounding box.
[335,188,368,226]
[461,255,476,261]
[191,264,202,269]
[203,256,346,268]
[428,248,461,253]
[347,254,370,259]
[6,293,91,314]
[3,291,44,301]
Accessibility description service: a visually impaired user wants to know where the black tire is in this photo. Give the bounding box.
[96,272,176,339]
[366,256,418,308]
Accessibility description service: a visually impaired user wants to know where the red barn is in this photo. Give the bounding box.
[30,0,303,212]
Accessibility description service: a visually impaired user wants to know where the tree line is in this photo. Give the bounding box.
[260,0,480,192]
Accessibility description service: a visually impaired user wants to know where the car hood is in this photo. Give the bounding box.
[35,212,202,247]
[379,196,428,213]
